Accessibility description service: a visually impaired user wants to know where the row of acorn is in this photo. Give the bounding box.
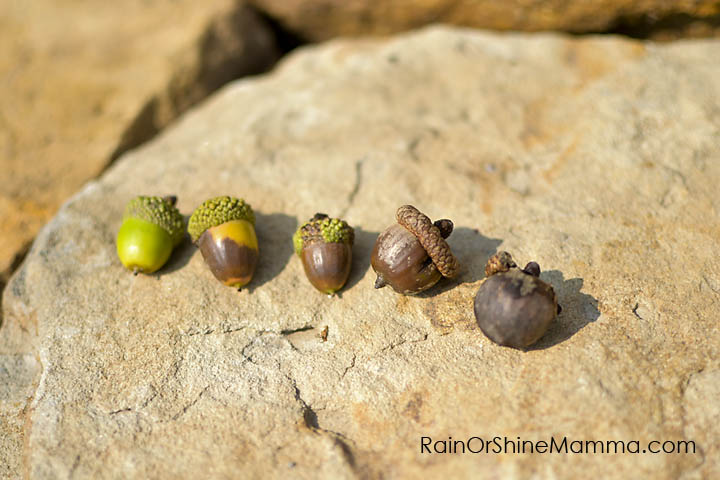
[116,195,560,350]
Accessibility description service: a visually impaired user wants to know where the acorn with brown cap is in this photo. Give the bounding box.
[371,205,459,295]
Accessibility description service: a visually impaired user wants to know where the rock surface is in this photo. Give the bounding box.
[2,27,720,478]
[248,0,720,41]
[0,0,278,287]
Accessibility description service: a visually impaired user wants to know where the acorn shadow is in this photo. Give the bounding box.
[160,233,194,275]
[342,226,380,294]
[246,212,297,292]
[158,212,194,275]
[528,271,600,350]
[417,226,502,298]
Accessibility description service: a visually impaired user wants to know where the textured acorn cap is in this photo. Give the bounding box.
[124,196,184,246]
[395,205,459,278]
[485,251,517,277]
[293,213,354,255]
[188,196,255,242]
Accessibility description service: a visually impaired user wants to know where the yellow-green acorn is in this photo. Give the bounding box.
[116,195,184,274]
[293,213,354,294]
[188,196,258,288]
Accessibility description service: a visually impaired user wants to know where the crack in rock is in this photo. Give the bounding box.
[183,324,248,336]
[379,333,429,354]
[108,408,132,415]
[286,374,358,473]
[632,303,643,320]
[280,325,314,336]
[702,275,719,294]
[339,158,365,217]
[68,454,81,479]
[171,386,209,421]
[341,354,357,380]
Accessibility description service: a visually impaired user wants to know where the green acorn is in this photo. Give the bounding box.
[188,196,258,288]
[116,195,184,274]
[293,213,354,294]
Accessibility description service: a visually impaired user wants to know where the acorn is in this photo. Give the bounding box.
[188,196,258,288]
[293,213,354,295]
[116,195,184,274]
[473,252,559,349]
[371,205,459,295]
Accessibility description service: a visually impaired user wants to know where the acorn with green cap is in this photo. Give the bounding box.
[116,195,185,274]
[293,213,354,295]
[188,196,258,288]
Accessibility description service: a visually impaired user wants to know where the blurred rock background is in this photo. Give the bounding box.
[248,0,720,41]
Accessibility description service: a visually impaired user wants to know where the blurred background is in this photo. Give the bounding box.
[1,0,719,296]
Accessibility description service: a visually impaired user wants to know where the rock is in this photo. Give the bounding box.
[0,0,278,286]
[247,0,720,41]
[2,27,720,478]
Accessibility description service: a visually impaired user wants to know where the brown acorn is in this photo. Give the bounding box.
[188,196,258,288]
[474,252,559,349]
[371,205,459,295]
[293,213,354,295]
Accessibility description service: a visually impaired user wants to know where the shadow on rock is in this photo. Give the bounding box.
[247,212,297,292]
[161,233,195,275]
[529,271,600,350]
[343,226,380,294]
[417,226,502,298]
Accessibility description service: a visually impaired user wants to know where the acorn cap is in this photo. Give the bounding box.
[188,196,255,243]
[395,205,458,278]
[124,196,184,246]
[293,213,354,255]
[485,251,517,277]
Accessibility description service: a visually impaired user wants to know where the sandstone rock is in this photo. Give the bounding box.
[0,0,278,286]
[247,0,720,41]
[2,27,720,478]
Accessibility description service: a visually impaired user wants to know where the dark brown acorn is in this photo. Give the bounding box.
[188,196,258,288]
[293,213,354,295]
[371,205,459,295]
[474,252,559,349]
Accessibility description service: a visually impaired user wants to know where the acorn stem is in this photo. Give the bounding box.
[433,219,453,239]
[374,276,387,289]
[485,251,517,277]
[523,262,541,277]
[162,195,178,207]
